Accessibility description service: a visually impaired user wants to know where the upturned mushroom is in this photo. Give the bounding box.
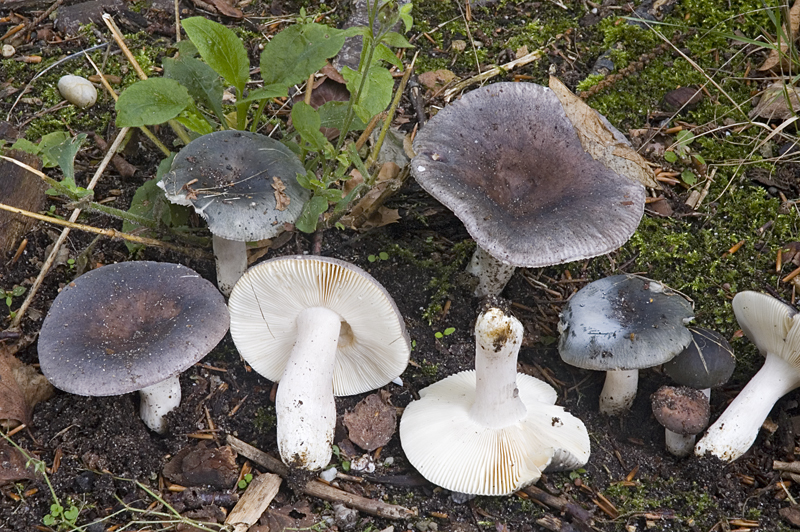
[695,291,800,461]
[651,385,710,457]
[558,275,694,415]
[411,82,645,296]
[227,255,410,470]
[159,130,310,296]
[400,307,590,496]
[38,261,230,433]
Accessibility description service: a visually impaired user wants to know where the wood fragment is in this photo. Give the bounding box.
[593,493,619,519]
[225,473,282,532]
[783,265,800,283]
[443,50,545,101]
[226,435,416,519]
[774,460,800,475]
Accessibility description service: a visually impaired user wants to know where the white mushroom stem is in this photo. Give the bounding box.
[213,235,247,297]
[139,375,182,434]
[695,352,800,461]
[466,246,517,298]
[276,306,341,470]
[469,309,527,428]
[664,430,696,458]
[599,369,638,415]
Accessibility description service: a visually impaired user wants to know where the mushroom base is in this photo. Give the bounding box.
[664,429,695,458]
[139,376,182,434]
[599,369,638,415]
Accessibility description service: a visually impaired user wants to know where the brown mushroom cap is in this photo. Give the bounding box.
[411,82,645,267]
[651,385,710,436]
[38,261,230,396]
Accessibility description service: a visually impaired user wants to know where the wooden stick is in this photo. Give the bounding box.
[225,473,282,532]
[443,49,544,102]
[226,435,416,520]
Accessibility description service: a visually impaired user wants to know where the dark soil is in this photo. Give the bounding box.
[2,0,800,531]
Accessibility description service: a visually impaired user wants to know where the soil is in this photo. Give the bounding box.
[2,0,800,531]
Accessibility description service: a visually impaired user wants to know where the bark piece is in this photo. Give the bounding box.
[0,151,46,257]
[225,473,282,532]
[164,443,239,489]
[343,392,397,452]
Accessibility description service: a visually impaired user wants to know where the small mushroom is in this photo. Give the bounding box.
[651,385,710,457]
[159,130,310,296]
[58,75,97,108]
[400,307,590,496]
[38,261,230,433]
[663,327,736,399]
[227,255,410,470]
[558,275,694,415]
[411,82,645,297]
[696,291,800,461]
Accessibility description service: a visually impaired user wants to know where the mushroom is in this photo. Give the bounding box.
[37,261,230,433]
[159,130,310,296]
[227,255,410,470]
[651,385,710,457]
[400,307,590,496]
[558,274,694,415]
[663,327,736,399]
[411,82,645,297]
[695,291,800,461]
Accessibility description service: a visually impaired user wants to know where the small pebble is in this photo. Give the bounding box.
[383,456,394,466]
[2,44,14,58]
[319,467,337,482]
[58,75,97,108]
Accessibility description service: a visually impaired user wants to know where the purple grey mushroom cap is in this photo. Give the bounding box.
[411,82,645,267]
[651,385,710,436]
[38,261,230,396]
[159,130,310,242]
[663,327,736,390]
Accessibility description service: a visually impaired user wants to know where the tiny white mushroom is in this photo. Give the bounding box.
[58,75,97,108]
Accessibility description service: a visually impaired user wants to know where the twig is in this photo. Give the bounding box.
[225,473,282,532]
[226,435,417,519]
[443,49,544,101]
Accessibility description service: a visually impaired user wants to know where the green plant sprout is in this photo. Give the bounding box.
[434,327,455,339]
[331,444,351,471]
[367,251,390,262]
[237,472,253,490]
[663,129,705,185]
[114,0,414,234]
[4,285,26,319]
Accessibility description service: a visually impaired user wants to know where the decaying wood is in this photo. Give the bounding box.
[225,473,282,532]
[226,435,417,520]
[522,485,595,531]
[774,460,800,475]
[0,150,46,257]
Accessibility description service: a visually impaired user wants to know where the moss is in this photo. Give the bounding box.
[253,405,277,432]
[417,359,439,378]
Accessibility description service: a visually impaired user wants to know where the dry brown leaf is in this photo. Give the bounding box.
[272,176,290,211]
[749,81,800,120]
[343,393,397,451]
[549,76,659,189]
[758,0,800,72]
[0,439,38,485]
[0,344,53,428]
[193,0,243,19]
[418,69,457,90]
[339,162,402,229]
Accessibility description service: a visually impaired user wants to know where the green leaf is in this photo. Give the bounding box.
[676,129,694,146]
[237,84,289,105]
[318,101,366,136]
[64,506,80,521]
[37,131,70,167]
[163,55,226,125]
[261,23,347,88]
[182,16,249,95]
[238,479,247,489]
[174,40,198,57]
[379,251,389,260]
[341,460,351,472]
[443,326,455,335]
[9,138,40,157]
[368,254,377,262]
[296,195,329,233]
[292,101,330,152]
[434,332,443,339]
[116,78,192,127]
[693,154,706,165]
[399,2,413,32]
[381,31,414,49]
[41,133,87,181]
[176,105,216,135]
[663,151,677,163]
[123,175,190,253]
[681,169,697,185]
[373,43,403,69]
[342,65,393,123]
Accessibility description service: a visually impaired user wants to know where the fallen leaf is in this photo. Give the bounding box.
[783,242,800,266]
[272,176,290,211]
[343,393,397,451]
[418,69,456,90]
[549,76,659,189]
[0,348,33,427]
[164,443,239,489]
[266,500,317,532]
[758,0,800,72]
[339,162,404,229]
[0,439,38,485]
[192,0,243,19]
[749,81,800,120]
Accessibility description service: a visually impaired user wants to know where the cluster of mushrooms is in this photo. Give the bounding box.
[33,82,800,501]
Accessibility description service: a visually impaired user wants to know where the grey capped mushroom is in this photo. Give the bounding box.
[663,327,736,398]
[558,274,694,415]
[227,255,410,470]
[411,82,645,297]
[651,385,710,457]
[38,261,230,433]
[159,130,310,296]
